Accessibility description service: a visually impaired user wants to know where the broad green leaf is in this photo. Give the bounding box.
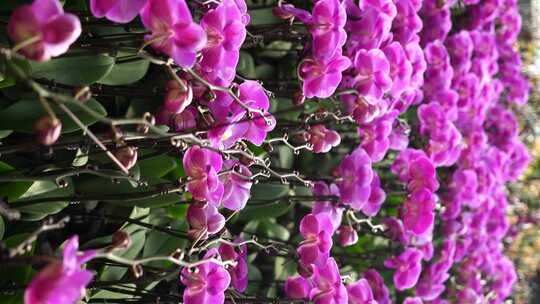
[142,215,187,267]
[249,8,283,26]
[237,52,256,78]
[99,57,150,85]
[273,146,294,169]
[74,175,181,208]
[72,148,89,167]
[92,285,135,300]
[166,203,188,219]
[274,256,297,281]
[0,130,12,139]
[255,64,276,80]
[238,184,291,220]
[30,54,115,85]
[13,180,72,219]
[100,229,146,281]
[138,155,177,178]
[238,200,292,221]
[0,75,16,89]
[260,219,290,241]
[260,41,293,59]
[0,161,33,201]
[250,183,289,201]
[0,98,107,133]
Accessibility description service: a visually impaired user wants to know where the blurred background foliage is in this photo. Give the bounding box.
[509,1,540,302]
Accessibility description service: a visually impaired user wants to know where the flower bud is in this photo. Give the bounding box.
[293,90,306,106]
[164,79,193,113]
[73,86,92,102]
[112,230,132,249]
[131,264,143,278]
[34,117,61,146]
[337,225,359,247]
[114,146,138,170]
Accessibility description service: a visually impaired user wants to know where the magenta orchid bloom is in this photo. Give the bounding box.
[384,248,423,290]
[200,0,247,85]
[299,51,351,98]
[218,237,248,292]
[353,49,393,100]
[310,258,348,304]
[7,0,81,62]
[361,174,386,217]
[404,297,423,304]
[310,0,347,60]
[308,124,342,153]
[298,213,334,265]
[285,276,311,299]
[220,160,252,211]
[401,188,436,236]
[25,235,95,304]
[186,203,225,240]
[183,145,224,205]
[140,0,207,68]
[336,147,374,210]
[383,42,413,98]
[209,81,275,146]
[363,269,391,304]
[235,80,276,145]
[90,0,146,23]
[312,182,344,230]
[347,278,376,304]
[274,3,312,23]
[181,248,231,304]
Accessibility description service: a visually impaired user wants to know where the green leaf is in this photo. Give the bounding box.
[273,146,294,169]
[254,64,276,80]
[238,184,291,220]
[249,8,283,26]
[138,155,177,178]
[142,215,187,267]
[72,148,89,167]
[30,54,115,85]
[0,130,13,139]
[0,98,107,133]
[13,180,72,219]
[0,162,33,201]
[260,41,293,59]
[238,200,292,221]
[260,219,290,241]
[92,284,135,300]
[250,183,289,201]
[98,57,150,85]
[237,52,256,78]
[100,229,146,281]
[75,175,181,208]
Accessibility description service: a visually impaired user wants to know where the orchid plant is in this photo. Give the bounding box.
[0,0,532,303]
